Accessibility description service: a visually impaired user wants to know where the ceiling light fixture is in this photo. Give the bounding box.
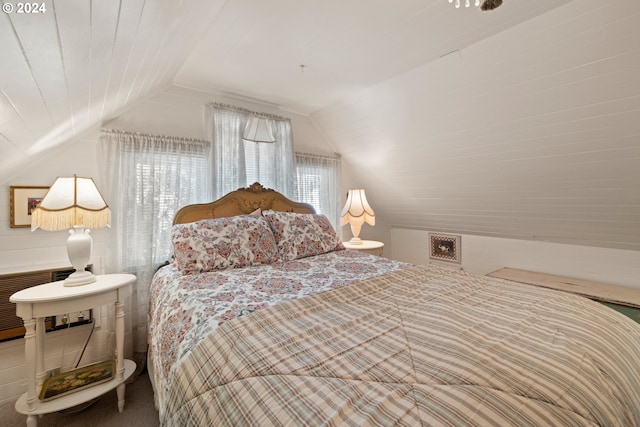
[449,0,479,8]
[448,0,503,10]
[480,0,502,10]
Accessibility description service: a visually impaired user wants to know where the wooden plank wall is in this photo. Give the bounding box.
[0,0,226,183]
[313,0,640,252]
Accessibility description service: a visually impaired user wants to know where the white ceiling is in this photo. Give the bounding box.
[176,0,573,114]
[0,0,226,182]
[0,0,572,184]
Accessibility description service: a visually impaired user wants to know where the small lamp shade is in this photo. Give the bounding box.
[340,189,375,245]
[242,117,276,143]
[31,175,111,286]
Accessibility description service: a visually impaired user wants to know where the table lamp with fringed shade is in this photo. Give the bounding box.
[31,175,111,286]
[340,189,375,245]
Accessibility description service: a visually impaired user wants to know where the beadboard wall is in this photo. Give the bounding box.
[106,84,341,156]
[312,0,640,253]
[391,228,640,289]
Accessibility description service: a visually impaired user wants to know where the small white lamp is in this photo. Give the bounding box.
[31,175,111,286]
[242,117,276,143]
[340,189,375,245]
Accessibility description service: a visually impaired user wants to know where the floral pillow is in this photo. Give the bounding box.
[172,215,279,275]
[262,211,344,261]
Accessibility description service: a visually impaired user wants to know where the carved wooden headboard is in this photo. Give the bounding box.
[172,182,316,225]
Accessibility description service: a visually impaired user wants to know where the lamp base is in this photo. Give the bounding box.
[64,226,94,286]
[348,236,363,245]
[64,270,97,287]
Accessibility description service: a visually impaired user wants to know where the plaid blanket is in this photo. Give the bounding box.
[163,265,640,426]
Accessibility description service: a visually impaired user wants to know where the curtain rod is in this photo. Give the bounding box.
[208,102,290,122]
[101,129,208,144]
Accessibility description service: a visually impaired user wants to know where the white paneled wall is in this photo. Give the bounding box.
[106,84,338,156]
[392,228,640,289]
[313,0,640,252]
[0,0,227,184]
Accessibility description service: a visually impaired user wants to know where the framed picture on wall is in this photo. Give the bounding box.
[429,232,461,264]
[10,186,50,228]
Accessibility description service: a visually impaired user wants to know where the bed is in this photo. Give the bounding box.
[148,183,640,426]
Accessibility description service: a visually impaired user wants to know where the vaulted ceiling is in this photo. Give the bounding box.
[1,0,226,180]
[175,0,573,114]
[2,0,570,179]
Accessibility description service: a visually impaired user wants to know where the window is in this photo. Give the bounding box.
[295,152,342,234]
[243,140,277,190]
[207,104,296,199]
[126,143,210,268]
[100,131,211,270]
[99,129,212,353]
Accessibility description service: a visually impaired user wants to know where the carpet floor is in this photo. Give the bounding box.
[0,370,159,427]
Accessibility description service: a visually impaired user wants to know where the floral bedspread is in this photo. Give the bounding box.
[148,249,410,408]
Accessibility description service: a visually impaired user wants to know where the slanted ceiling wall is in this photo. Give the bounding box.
[0,0,226,183]
[312,0,640,252]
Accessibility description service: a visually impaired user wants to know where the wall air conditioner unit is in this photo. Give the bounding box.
[0,265,93,342]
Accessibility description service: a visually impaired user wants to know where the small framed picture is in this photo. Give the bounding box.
[429,233,461,264]
[39,359,115,401]
[9,186,50,228]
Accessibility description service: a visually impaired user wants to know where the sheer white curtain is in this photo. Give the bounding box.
[206,103,296,199]
[295,152,342,234]
[98,130,211,358]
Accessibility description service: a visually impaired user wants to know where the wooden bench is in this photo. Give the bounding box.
[487,268,640,323]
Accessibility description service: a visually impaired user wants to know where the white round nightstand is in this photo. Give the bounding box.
[343,240,384,256]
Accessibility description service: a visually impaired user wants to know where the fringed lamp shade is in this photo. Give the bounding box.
[31,175,111,286]
[31,176,111,231]
[340,189,375,245]
[242,117,276,143]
